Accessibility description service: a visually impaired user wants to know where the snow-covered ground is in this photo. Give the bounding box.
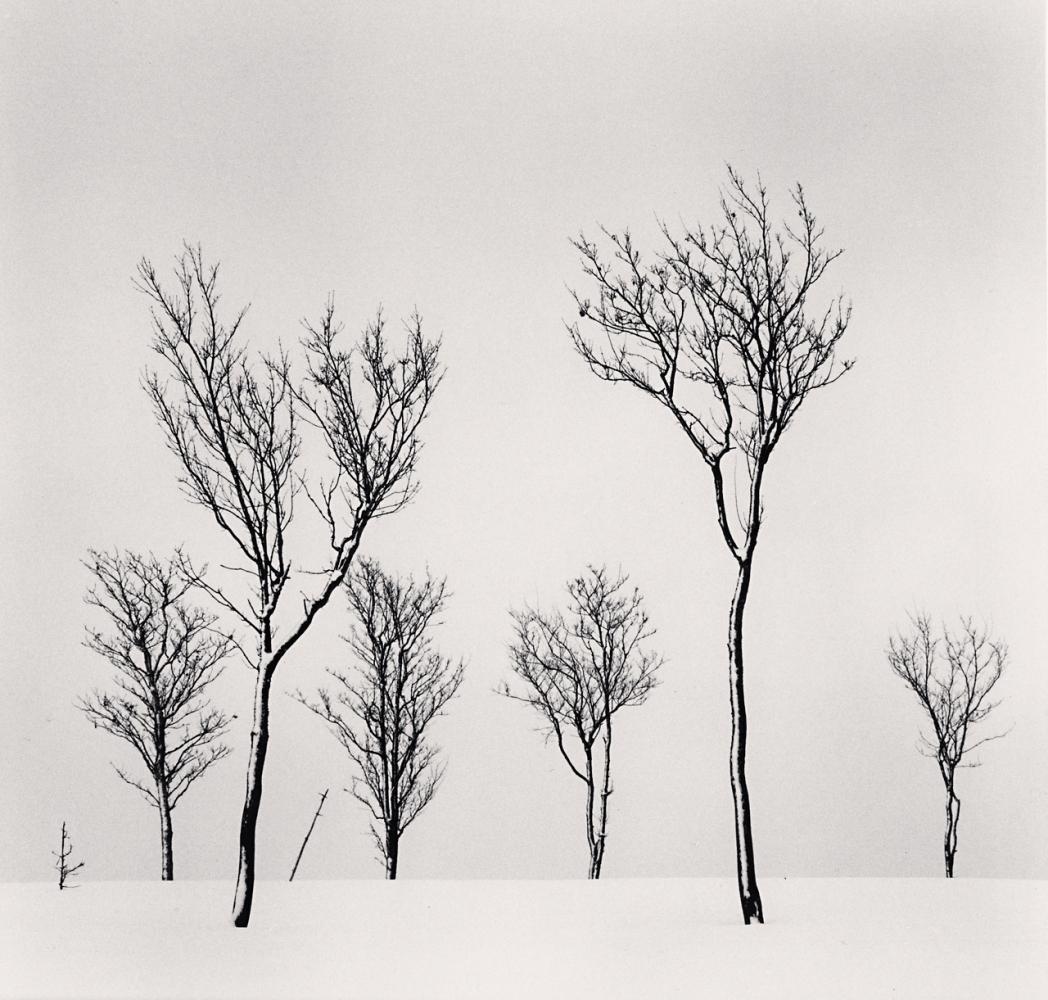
[2,877,1044,998]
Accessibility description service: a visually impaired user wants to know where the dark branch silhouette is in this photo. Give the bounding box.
[502,566,661,878]
[568,167,852,920]
[295,560,464,879]
[53,821,85,890]
[80,548,232,880]
[136,245,443,923]
[289,788,329,882]
[887,614,1009,877]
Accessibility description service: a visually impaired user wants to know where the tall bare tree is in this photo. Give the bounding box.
[80,549,232,880]
[887,614,1009,877]
[296,560,464,879]
[136,246,442,923]
[502,567,661,878]
[569,168,852,921]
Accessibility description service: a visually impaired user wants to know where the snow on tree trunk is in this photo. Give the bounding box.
[728,557,764,924]
[944,781,961,878]
[157,780,174,881]
[232,661,275,926]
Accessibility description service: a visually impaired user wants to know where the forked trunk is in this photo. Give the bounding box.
[944,779,961,878]
[157,779,174,881]
[232,662,275,926]
[728,556,764,924]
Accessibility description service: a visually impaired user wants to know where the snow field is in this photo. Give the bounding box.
[2,877,1045,999]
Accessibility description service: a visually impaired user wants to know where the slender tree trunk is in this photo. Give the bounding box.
[591,722,612,879]
[943,777,960,878]
[232,660,275,926]
[584,747,599,879]
[157,779,174,881]
[728,556,764,924]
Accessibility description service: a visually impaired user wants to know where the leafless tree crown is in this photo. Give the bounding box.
[298,302,440,525]
[136,245,443,669]
[504,567,661,763]
[569,166,852,559]
[138,249,298,639]
[888,615,1008,771]
[80,549,232,810]
[296,559,464,876]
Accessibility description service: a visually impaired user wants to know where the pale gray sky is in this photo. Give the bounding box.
[1,0,1045,883]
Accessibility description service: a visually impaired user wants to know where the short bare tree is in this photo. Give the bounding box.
[569,168,852,920]
[137,246,442,923]
[887,614,1009,877]
[53,821,85,890]
[296,560,464,879]
[80,549,232,880]
[502,567,661,878]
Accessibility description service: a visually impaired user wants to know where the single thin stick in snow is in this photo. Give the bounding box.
[289,789,329,881]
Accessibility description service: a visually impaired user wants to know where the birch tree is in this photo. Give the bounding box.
[80,549,232,880]
[296,560,464,879]
[502,567,661,878]
[569,168,852,921]
[137,245,442,923]
[887,614,1009,877]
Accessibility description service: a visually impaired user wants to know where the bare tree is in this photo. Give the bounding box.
[136,246,442,923]
[53,821,85,890]
[887,614,1009,877]
[295,560,464,879]
[502,567,661,878]
[80,549,232,880]
[569,168,852,921]
[289,788,329,881]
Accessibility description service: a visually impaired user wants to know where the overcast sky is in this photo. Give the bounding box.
[2,0,1045,885]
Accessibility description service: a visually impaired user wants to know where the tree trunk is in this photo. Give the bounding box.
[584,747,598,879]
[157,779,174,881]
[385,829,399,880]
[944,779,960,878]
[728,556,764,924]
[231,662,275,926]
[591,722,612,880]
[385,805,400,880]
